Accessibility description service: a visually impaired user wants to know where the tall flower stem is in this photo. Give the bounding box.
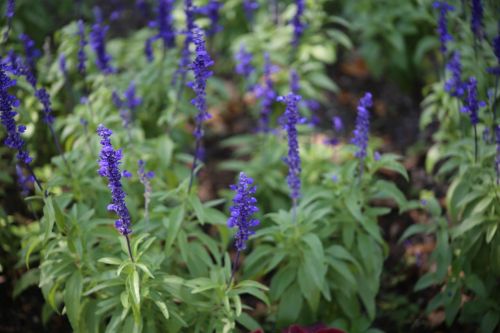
[292,198,298,224]
[473,124,478,163]
[188,139,201,193]
[25,163,46,197]
[493,76,499,122]
[48,125,72,178]
[228,250,240,287]
[125,234,135,262]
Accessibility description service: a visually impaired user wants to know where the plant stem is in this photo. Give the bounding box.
[228,250,240,287]
[473,124,478,163]
[124,234,135,262]
[49,125,72,178]
[292,198,298,224]
[188,139,201,193]
[25,163,47,198]
[493,75,499,123]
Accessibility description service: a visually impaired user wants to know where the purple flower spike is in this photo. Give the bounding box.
[173,0,196,84]
[35,88,54,125]
[235,45,254,79]
[291,0,306,48]
[90,7,114,74]
[125,82,142,112]
[19,34,41,75]
[277,93,302,202]
[461,77,486,126]
[444,52,465,97]
[3,0,15,42]
[255,52,276,132]
[352,92,373,163]
[190,26,214,141]
[487,36,500,76]
[0,64,32,165]
[16,164,34,197]
[97,124,132,235]
[243,0,259,23]
[227,172,259,251]
[145,0,176,62]
[432,1,454,54]
[59,54,67,78]
[77,20,87,75]
[196,0,223,37]
[471,0,483,41]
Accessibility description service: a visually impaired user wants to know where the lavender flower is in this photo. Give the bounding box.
[112,83,142,131]
[243,0,259,23]
[173,0,196,84]
[471,0,483,41]
[487,36,500,76]
[305,99,320,126]
[59,54,67,78]
[138,159,154,221]
[16,164,33,197]
[255,53,276,132]
[3,0,15,42]
[189,26,214,141]
[227,172,259,251]
[432,1,454,54]
[124,82,142,112]
[277,93,302,202]
[89,7,114,74]
[324,115,343,145]
[136,0,150,17]
[235,45,254,79]
[444,51,465,97]
[35,88,54,125]
[291,0,306,48]
[196,0,222,37]
[145,0,176,62]
[97,124,132,235]
[77,20,87,75]
[461,77,486,126]
[352,92,373,165]
[19,34,41,75]
[0,64,32,165]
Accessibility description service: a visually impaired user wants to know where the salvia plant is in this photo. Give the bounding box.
[3,1,499,333]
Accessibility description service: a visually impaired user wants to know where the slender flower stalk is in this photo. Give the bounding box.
[227,172,259,285]
[495,125,500,185]
[461,77,486,162]
[145,0,176,62]
[324,116,343,146]
[290,69,300,95]
[97,124,134,261]
[188,26,214,192]
[2,0,15,44]
[277,92,302,221]
[291,0,306,48]
[77,20,87,75]
[90,7,114,74]
[432,1,454,55]
[138,160,154,222]
[351,92,373,178]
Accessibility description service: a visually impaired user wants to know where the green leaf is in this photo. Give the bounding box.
[165,205,185,251]
[154,300,170,320]
[277,283,302,326]
[128,270,141,306]
[64,270,83,330]
[414,272,437,291]
[481,311,500,333]
[236,312,261,331]
[99,257,122,266]
[451,215,485,238]
[13,269,40,298]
